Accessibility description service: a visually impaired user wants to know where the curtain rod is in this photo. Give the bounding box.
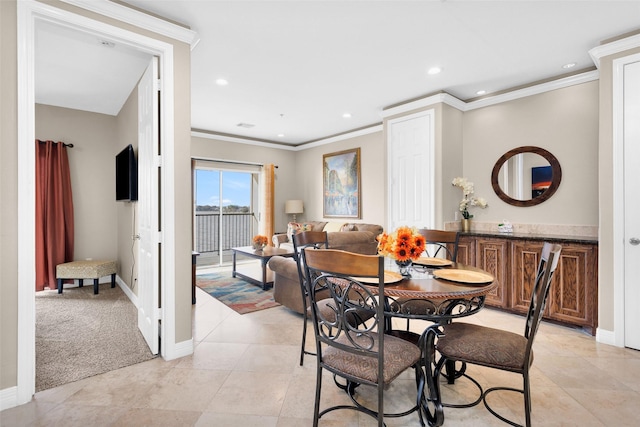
[37,139,74,148]
[191,157,277,168]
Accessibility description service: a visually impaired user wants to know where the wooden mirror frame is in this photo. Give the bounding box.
[491,146,562,207]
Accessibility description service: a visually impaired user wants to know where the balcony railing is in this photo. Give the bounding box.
[195,212,256,260]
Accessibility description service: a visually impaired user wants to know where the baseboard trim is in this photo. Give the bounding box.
[116,276,139,308]
[0,386,19,411]
[596,327,618,346]
[162,338,193,361]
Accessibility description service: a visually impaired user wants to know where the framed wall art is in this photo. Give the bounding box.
[323,147,361,218]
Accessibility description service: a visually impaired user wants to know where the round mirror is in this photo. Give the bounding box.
[491,146,561,207]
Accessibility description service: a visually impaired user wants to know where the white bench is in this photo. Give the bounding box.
[56,260,117,295]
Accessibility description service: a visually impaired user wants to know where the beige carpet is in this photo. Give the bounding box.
[35,284,156,392]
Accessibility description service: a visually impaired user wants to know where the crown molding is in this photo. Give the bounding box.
[381,70,599,117]
[465,71,599,111]
[191,131,298,151]
[589,33,640,68]
[382,93,466,118]
[298,124,383,151]
[192,124,383,151]
[60,0,200,48]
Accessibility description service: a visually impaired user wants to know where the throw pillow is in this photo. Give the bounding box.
[341,223,358,232]
[323,222,346,233]
[287,222,314,242]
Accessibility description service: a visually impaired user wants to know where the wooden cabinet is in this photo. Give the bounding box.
[547,244,598,334]
[476,237,510,308]
[458,233,598,335]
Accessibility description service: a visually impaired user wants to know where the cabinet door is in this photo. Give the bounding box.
[476,238,509,308]
[511,241,546,315]
[456,236,476,266]
[547,244,598,333]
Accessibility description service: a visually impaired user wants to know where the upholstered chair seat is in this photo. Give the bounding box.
[323,333,421,386]
[436,323,530,371]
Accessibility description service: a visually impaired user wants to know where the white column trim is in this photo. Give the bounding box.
[611,52,640,347]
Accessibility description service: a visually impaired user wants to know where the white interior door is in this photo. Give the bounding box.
[623,59,640,350]
[137,57,160,354]
[387,110,435,231]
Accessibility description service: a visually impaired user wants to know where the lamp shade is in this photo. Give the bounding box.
[285,199,304,214]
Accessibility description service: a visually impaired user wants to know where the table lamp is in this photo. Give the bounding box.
[285,199,304,222]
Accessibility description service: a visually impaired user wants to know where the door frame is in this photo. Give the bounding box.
[16,0,184,405]
[612,52,640,347]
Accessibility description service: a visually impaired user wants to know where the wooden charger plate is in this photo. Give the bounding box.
[433,269,494,284]
[352,270,403,284]
[414,257,453,267]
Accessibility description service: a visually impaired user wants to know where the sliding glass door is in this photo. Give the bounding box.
[194,163,259,266]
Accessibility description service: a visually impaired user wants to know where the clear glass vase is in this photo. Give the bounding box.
[395,259,412,278]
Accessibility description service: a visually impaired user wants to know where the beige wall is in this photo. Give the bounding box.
[293,131,386,228]
[462,81,599,227]
[35,105,119,265]
[34,80,141,295]
[1,0,19,392]
[115,87,140,294]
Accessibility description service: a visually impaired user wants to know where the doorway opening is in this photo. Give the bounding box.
[17,0,185,405]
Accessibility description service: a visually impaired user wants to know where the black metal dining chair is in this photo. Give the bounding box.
[302,248,425,427]
[421,242,561,427]
[292,231,329,366]
[292,231,375,366]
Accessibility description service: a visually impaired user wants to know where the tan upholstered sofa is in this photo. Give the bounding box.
[268,221,383,314]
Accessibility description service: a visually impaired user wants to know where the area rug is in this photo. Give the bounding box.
[196,272,280,314]
[35,285,156,392]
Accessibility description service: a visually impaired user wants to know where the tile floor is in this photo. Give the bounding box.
[2,274,640,426]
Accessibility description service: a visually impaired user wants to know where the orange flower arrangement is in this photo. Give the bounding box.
[377,226,426,262]
[252,234,268,247]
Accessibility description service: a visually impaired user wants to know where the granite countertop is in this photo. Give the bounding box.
[458,231,598,245]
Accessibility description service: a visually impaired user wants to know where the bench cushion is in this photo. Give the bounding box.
[56,260,117,279]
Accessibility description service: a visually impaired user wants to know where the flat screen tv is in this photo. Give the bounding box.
[115,144,138,201]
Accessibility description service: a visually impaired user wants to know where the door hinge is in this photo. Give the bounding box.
[155,79,161,92]
[155,155,162,167]
[157,231,163,244]
[155,308,162,320]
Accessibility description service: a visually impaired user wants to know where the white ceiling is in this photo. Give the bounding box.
[35,1,640,146]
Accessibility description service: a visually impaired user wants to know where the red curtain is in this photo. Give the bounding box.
[35,140,74,291]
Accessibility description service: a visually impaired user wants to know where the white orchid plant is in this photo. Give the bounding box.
[452,177,488,219]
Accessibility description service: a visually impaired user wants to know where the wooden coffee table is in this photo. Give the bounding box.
[232,246,295,290]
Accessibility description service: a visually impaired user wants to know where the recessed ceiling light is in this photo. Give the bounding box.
[277,133,285,138]
[427,67,442,75]
[342,113,352,118]
[476,90,487,95]
[216,78,228,86]
[562,62,577,69]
